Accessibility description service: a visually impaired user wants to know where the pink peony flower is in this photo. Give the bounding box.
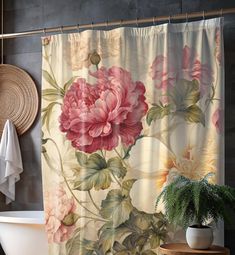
[59,66,148,153]
[150,46,214,95]
[212,108,223,134]
[181,46,213,95]
[44,185,76,243]
[149,55,176,90]
[159,95,170,106]
[215,28,222,65]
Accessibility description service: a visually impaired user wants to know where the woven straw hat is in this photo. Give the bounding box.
[0,64,38,136]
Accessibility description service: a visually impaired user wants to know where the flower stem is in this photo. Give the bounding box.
[111,172,122,187]
[100,150,105,158]
[88,190,100,211]
[205,58,220,113]
[114,148,128,168]
[80,215,108,223]
[44,48,60,90]
[47,138,102,218]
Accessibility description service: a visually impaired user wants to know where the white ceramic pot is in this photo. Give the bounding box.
[186,226,213,249]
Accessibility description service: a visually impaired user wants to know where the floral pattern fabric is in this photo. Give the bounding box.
[42,18,224,255]
[59,66,148,153]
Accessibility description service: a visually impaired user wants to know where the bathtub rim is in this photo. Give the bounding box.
[0,211,45,224]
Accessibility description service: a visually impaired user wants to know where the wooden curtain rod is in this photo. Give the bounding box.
[1,7,235,39]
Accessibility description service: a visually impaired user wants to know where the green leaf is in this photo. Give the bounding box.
[42,88,64,101]
[146,105,171,125]
[116,251,132,255]
[142,250,158,255]
[134,212,152,230]
[113,241,130,253]
[122,179,137,196]
[42,70,60,90]
[74,154,127,191]
[100,189,133,227]
[73,153,109,191]
[64,76,78,92]
[170,79,200,109]
[62,212,79,226]
[75,152,88,167]
[149,234,160,249]
[98,224,130,253]
[205,85,216,106]
[107,157,127,178]
[123,135,144,160]
[123,233,147,250]
[184,105,205,126]
[211,85,215,100]
[42,102,61,132]
[42,138,49,145]
[86,153,107,169]
[66,235,98,255]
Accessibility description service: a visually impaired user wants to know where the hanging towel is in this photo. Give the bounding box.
[0,120,23,204]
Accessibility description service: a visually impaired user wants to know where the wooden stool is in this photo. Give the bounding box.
[159,243,230,255]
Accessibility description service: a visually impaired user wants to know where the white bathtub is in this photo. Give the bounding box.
[0,211,48,255]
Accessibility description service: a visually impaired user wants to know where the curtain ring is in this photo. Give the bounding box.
[60,26,64,34]
[76,24,80,32]
[106,20,109,29]
[202,10,205,20]
[168,15,171,23]
[91,21,94,30]
[220,9,223,17]
[136,17,139,27]
[185,13,188,23]
[43,28,46,35]
[153,16,156,26]
[119,19,123,27]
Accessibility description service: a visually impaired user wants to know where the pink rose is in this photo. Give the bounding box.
[150,46,213,95]
[59,66,148,153]
[212,108,223,134]
[44,185,76,243]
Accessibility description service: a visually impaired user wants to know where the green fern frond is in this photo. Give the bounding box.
[202,172,215,181]
[155,173,235,228]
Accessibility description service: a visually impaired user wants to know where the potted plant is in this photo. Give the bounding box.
[155,173,235,249]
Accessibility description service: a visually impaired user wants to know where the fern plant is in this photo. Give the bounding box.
[155,173,235,229]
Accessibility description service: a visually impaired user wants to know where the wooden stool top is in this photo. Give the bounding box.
[159,243,230,255]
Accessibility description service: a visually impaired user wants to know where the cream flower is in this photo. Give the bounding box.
[44,184,77,243]
[128,126,220,213]
[65,31,121,71]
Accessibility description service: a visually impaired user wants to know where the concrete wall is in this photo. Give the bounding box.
[0,0,235,253]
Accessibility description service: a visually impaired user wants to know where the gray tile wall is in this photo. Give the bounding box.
[0,0,235,254]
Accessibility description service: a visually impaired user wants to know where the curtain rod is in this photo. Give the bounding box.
[1,7,235,39]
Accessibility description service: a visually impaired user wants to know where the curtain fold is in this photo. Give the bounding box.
[42,17,224,255]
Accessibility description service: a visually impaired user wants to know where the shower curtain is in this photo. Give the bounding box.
[41,18,224,255]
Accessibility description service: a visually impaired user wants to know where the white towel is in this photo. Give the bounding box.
[0,120,23,204]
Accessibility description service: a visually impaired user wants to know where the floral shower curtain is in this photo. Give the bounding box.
[42,18,224,255]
